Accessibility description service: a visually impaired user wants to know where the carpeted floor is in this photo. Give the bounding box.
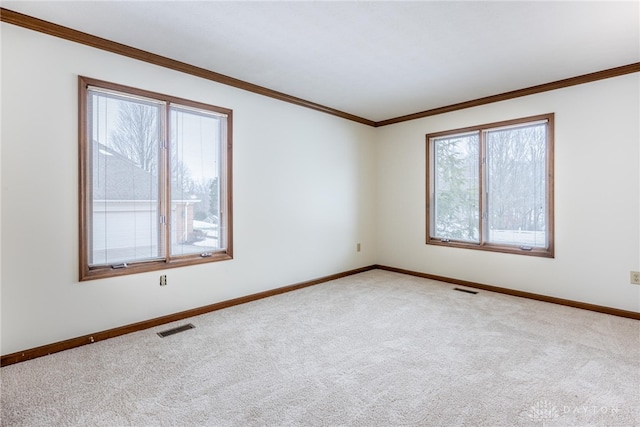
[1,270,639,426]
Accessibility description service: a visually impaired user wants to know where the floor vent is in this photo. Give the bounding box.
[157,323,195,338]
[453,287,478,295]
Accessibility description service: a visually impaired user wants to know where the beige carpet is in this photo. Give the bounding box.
[1,270,639,426]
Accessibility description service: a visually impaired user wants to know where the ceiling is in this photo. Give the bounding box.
[2,1,639,123]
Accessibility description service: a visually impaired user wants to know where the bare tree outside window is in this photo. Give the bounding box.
[110,102,160,175]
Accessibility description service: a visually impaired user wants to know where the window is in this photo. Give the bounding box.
[79,77,232,280]
[426,114,554,257]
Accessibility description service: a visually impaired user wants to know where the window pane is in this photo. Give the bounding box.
[170,106,225,256]
[89,90,164,265]
[432,133,480,242]
[486,123,547,247]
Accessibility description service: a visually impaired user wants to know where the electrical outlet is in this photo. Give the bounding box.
[357,243,361,252]
[631,271,640,285]
[160,275,167,286]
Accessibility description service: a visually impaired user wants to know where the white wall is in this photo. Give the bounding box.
[375,73,640,312]
[0,24,377,355]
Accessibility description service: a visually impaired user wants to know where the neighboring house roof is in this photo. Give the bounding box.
[92,141,158,201]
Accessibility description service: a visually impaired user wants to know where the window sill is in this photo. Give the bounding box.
[426,238,554,258]
[80,251,233,281]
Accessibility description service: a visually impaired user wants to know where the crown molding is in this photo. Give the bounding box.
[0,8,375,127]
[2,7,639,128]
[376,62,640,127]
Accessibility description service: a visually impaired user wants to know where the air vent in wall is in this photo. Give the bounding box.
[157,323,195,338]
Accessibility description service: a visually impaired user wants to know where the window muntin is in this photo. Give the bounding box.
[80,77,232,280]
[427,114,554,257]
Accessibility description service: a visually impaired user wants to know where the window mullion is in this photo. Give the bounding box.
[479,130,487,246]
[161,103,171,262]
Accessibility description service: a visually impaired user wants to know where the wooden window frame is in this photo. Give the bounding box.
[79,76,233,281]
[426,113,554,258]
